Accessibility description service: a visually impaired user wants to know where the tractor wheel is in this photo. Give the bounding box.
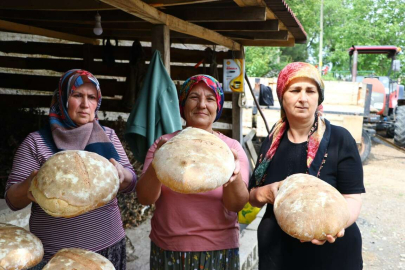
[386,124,395,138]
[394,106,405,147]
[358,130,371,163]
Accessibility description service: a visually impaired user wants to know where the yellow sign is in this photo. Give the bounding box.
[223,59,245,93]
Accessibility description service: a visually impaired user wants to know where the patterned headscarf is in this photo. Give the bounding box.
[249,62,331,189]
[277,62,324,107]
[49,69,101,130]
[44,69,119,161]
[179,75,224,122]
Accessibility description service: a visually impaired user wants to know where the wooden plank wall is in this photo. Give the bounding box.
[0,40,235,137]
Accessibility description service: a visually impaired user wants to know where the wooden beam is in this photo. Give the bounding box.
[0,10,143,24]
[146,0,222,7]
[100,0,241,50]
[42,27,287,41]
[152,25,171,74]
[7,18,280,33]
[0,59,224,85]
[6,19,153,30]
[0,8,267,23]
[0,0,115,11]
[0,41,229,63]
[0,94,235,118]
[0,73,124,96]
[232,0,295,41]
[238,38,295,47]
[232,0,277,20]
[0,19,99,45]
[164,7,266,22]
[197,21,279,31]
[223,30,288,40]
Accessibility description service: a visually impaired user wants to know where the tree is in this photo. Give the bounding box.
[244,0,405,81]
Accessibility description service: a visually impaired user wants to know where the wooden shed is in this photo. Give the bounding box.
[0,0,307,142]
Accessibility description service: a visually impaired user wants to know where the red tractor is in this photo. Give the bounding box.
[348,45,404,161]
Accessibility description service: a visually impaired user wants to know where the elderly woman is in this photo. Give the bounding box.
[249,62,365,270]
[5,69,137,269]
[136,75,249,270]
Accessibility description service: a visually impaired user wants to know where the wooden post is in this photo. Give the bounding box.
[231,45,245,143]
[152,24,170,75]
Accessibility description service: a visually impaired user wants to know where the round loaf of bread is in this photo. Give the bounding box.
[152,127,235,194]
[274,174,350,241]
[30,150,119,218]
[0,223,44,270]
[43,248,114,270]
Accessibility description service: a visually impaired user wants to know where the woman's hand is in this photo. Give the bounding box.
[26,171,38,203]
[249,181,283,208]
[109,158,133,191]
[6,170,38,209]
[301,229,345,245]
[222,148,249,212]
[224,149,240,187]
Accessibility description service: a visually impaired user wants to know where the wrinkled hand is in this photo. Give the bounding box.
[224,149,240,188]
[26,170,38,203]
[300,228,345,245]
[264,181,283,205]
[110,158,126,185]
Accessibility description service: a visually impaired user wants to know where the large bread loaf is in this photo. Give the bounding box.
[152,127,235,194]
[0,223,44,270]
[42,248,115,270]
[30,150,119,218]
[274,174,350,241]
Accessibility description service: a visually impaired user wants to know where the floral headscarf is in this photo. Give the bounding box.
[45,69,118,160]
[49,69,101,130]
[249,63,331,189]
[277,62,325,106]
[179,75,224,122]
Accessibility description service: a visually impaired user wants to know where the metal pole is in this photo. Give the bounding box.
[245,74,270,134]
[352,49,358,82]
[318,0,324,74]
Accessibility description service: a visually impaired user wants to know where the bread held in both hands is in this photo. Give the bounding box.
[0,223,44,270]
[30,150,119,218]
[152,127,235,194]
[42,248,115,270]
[274,173,350,241]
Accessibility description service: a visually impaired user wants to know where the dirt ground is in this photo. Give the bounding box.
[359,137,405,269]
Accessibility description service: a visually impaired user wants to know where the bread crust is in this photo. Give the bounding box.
[152,127,235,194]
[0,223,44,270]
[42,248,115,270]
[30,150,119,218]
[274,174,350,241]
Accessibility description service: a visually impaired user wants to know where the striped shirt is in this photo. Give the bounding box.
[5,126,137,261]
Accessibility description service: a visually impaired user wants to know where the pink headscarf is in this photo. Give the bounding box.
[276,62,324,106]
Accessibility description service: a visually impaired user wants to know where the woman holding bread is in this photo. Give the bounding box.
[5,69,136,269]
[249,62,365,270]
[136,75,249,270]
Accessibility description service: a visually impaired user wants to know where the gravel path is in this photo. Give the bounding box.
[359,137,405,269]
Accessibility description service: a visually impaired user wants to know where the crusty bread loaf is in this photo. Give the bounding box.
[274,174,350,241]
[42,248,114,270]
[30,150,119,218]
[152,127,235,194]
[0,223,44,270]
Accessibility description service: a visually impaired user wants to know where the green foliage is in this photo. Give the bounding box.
[245,46,282,77]
[245,0,405,82]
